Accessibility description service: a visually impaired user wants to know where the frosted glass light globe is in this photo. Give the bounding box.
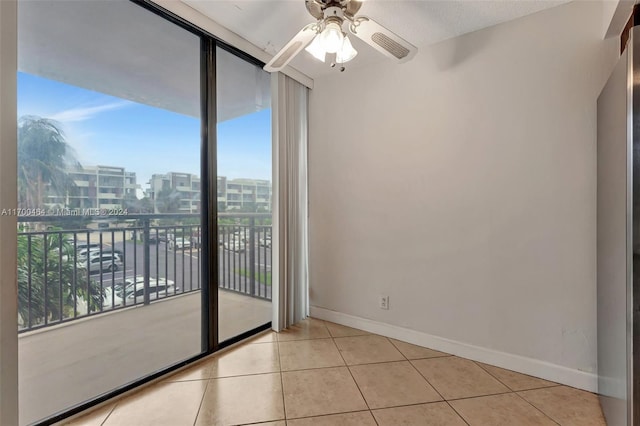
[320,22,344,53]
[337,36,357,63]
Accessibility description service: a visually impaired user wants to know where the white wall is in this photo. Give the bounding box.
[0,0,19,424]
[309,0,618,390]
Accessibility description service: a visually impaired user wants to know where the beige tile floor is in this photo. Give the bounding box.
[64,318,607,426]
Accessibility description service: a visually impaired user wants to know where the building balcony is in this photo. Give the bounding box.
[17,213,273,424]
[19,290,271,425]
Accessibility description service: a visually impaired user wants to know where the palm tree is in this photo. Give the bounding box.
[17,228,103,326]
[123,193,153,213]
[17,116,79,209]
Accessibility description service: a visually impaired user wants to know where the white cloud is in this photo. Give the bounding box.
[49,101,131,123]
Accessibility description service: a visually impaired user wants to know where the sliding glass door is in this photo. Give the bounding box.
[17,1,275,423]
[17,1,203,423]
[216,47,273,343]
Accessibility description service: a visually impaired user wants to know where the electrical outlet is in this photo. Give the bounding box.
[379,295,389,310]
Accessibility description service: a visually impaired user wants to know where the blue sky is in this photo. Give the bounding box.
[17,72,272,198]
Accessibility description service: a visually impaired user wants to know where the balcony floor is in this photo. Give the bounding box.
[19,291,271,426]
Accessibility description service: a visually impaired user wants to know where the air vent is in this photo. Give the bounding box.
[272,42,302,68]
[371,32,409,59]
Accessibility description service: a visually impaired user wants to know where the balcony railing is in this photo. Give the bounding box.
[17,213,272,333]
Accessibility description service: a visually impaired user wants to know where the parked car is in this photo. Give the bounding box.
[74,286,124,314]
[77,253,122,273]
[169,237,191,250]
[102,287,124,309]
[77,248,124,262]
[224,239,246,252]
[259,237,272,248]
[76,242,101,252]
[232,231,249,243]
[118,276,178,304]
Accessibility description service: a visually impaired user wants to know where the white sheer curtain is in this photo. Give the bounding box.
[271,72,309,331]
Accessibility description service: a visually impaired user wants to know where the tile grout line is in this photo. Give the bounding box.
[276,337,329,342]
[513,392,561,426]
[98,403,117,426]
[174,368,284,381]
[330,335,380,426]
[443,401,472,426]
[386,337,410,360]
[385,336,474,426]
[335,335,381,426]
[163,352,476,382]
[471,360,519,392]
[383,336,474,426]
[445,389,516,402]
[517,383,563,391]
[472,361,561,426]
[278,318,334,422]
[404,353,471,426]
[390,339,564,425]
[407,353,551,425]
[369,399,477,412]
[276,333,288,423]
[472,360,559,392]
[368,409,378,426]
[191,373,211,426]
[285,409,374,423]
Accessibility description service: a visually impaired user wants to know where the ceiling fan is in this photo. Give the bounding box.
[264,0,418,73]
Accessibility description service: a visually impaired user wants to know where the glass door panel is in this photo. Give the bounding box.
[17,1,202,423]
[216,47,272,342]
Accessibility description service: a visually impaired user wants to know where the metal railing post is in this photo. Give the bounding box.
[143,218,150,305]
[249,216,256,296]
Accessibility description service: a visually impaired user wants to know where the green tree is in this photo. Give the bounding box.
[17,229,103,326]
[17,116,80,209]
[155,188,182,213]
[124,193,153,213]
[235,201,258,213]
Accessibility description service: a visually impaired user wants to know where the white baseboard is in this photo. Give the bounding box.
[310,306,598,393]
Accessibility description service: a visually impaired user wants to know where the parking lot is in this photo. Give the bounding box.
[84,238,272,301]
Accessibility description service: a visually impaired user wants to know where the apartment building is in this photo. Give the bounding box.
[146,173,272,214]
[46,165,139,210]
[148,172,201,213]
[217,176,272,211]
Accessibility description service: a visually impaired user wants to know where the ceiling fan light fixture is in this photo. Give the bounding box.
[263,0,418,73]
[319,21,344,53]
[336,35,357,63]
[305,35,326,62]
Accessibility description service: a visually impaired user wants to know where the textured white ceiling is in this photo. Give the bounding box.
[184,0,571,78]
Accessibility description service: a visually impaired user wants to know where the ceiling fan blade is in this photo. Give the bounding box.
[344,0,363,19]
[264,24,317,73]
[305,0,324,20]
[348,16,417,63]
